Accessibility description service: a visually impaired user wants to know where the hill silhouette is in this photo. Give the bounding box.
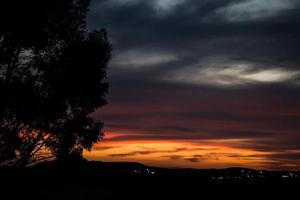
[1,160,299,200]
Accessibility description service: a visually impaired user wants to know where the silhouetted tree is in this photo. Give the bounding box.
[0,0,111,166]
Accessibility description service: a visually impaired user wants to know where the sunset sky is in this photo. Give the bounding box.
[84,0,300,170]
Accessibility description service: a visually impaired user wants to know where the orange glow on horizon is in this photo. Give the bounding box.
[83,132,279,170]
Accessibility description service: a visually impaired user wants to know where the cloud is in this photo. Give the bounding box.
[184,157,200,163]
[111,49,178,68]
[109,147,210,158]
[215,0,296,22]
[92,145,121,151]
[184,155,203,163]
[153,0,187,11]
[261,151,300,170]
[88,0,300,169]
[165,155,183,160]
[241,68,300,82]
[164,60,300,87]
[110,151,155,157]
[95,68,300,143]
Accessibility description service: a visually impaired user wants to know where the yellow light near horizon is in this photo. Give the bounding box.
[84,133,273,170]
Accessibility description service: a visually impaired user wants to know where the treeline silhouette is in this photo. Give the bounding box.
[0,0,111,167]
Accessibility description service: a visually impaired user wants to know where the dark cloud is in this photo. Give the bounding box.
[109,147,210,158]
[165,155,183,160]
[92,146,121,151]
[262,152,300,170]
[110,151,156,157]
[227,136,300,152]
[184,155,203,163]
[88,0,300,68]
[184,157,201,163]
[88,0,300,168]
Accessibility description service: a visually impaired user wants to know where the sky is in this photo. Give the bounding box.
[84,0,300,170]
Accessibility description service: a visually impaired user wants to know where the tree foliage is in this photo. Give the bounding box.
[0,0,111,166]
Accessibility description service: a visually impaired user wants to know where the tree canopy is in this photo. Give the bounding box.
[0,0,111,166]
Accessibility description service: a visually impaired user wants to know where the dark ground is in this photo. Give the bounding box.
[1,161,299,200]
